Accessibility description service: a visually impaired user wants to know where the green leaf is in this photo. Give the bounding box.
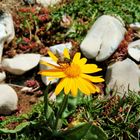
[56,91,84,118]
[47,105,56,128]
[46,22,52,31]
[54,95,69,130]
[46,105,55,120]
[59,123,108,140]
[0,122,30,134]
[82,124,108,140]
[16,37,22,44]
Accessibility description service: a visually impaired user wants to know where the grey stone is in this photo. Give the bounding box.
[0,71,6,83]
[40,56,58,85]
[130,22,140,30]
[80,15,126,61]
[50,42,72,55]
[2,53,40,75]
[40,43,72,85]
[128,40,140,62]
[0,84,18,115]
[0,13,15,62]
[36,0,61,7]
[105,58,140,94]
[130,23,140,38]
[23,0,36,4]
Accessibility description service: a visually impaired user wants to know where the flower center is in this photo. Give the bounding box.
[64,64,81,77]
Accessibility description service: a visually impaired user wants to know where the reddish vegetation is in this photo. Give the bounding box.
[109,28,134,63]
[3,6,50,58]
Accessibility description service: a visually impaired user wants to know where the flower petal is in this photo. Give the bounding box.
[54,78,66,95]
[71,78,78,96]
[63,48,70,59]
[81,74,104,83]
[72,52,81,64]
[81,78,97,93]
[64,78,72,94]
[79,58,87,65]
[38,70,66,78]
[48,50,58,62]
[94,85,100,93]
[48,77,58,81]
[40,60,60,69]
[77,77,90,95]
[81,64,102,73]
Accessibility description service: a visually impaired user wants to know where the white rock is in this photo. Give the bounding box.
[0,71,6,83]
[36,0,61,7]
[0,13,15,62]
[130,22,140,30]
[128,40,140,62]
[50,42,72,55]
[2,53,40,75]
[130,23,140,38]
[105,58,140,94]
[40,57,58,85]
[0,84,18,115]
[20,87,33,92]
[40,43,72,85]
[80,15,126,61]
[23,0,35,4]
[1,13,15,44]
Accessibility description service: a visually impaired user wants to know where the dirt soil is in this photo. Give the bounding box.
[14,87,40,115]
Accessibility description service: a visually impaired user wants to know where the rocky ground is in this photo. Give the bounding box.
[0,0,140,139]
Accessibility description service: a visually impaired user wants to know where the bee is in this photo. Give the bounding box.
[57,57,71,65]
[55,50,71,65]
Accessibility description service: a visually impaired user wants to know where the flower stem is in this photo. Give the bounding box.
[54,95,68,131]
[44,83,51,118]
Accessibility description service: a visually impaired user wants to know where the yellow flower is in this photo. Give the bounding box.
[38,49,104,96]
